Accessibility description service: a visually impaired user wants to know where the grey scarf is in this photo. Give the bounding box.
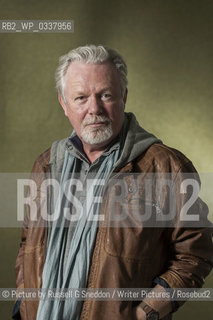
[36,147,120,320]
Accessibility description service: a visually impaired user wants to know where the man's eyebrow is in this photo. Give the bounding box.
[72,90,87,96]
[99,87,113,93]
[76,91,86,95]
[72,87,113,96]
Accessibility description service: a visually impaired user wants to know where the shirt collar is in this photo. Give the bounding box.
[66,131,120,163]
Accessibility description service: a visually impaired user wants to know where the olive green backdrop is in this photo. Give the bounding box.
[0,0,212,318]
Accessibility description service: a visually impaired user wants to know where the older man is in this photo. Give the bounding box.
[14,45,213,320]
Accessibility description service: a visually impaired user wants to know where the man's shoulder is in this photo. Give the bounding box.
[31,147,51,172]
[146,143,191,163]
[31,137,69,172]
[136,143,195,173]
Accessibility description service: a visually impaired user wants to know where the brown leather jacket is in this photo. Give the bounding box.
[15,143,213,319]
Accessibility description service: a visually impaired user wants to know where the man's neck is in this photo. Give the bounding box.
[83,144,108,163]
[82,136,120,163]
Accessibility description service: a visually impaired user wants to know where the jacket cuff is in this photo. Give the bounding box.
[12,297,22,320]
[153,277,179,312]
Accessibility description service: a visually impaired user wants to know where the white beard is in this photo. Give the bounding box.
[81,116,113,145]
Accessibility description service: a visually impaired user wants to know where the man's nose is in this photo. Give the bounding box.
[88,96,103,114]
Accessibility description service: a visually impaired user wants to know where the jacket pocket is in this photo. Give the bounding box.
[103,201,163,261]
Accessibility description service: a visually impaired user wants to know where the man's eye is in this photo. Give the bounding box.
[102,93,112,99]
[76,96,85,101]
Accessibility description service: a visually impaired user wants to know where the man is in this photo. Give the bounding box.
[13,45,213,320]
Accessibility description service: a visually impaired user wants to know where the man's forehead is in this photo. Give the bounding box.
[65,80,115,95]
[64,61,120,91]
[65,60,117,78]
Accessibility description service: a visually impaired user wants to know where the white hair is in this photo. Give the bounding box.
[55,44,128,101]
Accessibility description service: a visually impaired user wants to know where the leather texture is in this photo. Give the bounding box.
[15,143,213,320]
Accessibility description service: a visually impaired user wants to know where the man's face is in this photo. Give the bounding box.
[59,61,127,150]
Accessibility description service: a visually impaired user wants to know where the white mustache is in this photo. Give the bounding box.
[82,116,110,127]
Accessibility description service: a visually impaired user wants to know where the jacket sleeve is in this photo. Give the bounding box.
[14,148,51,319]
[158,160,213,290]
[15,222,28,290]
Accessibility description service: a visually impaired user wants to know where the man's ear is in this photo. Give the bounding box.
[58,93,68,116]
[123,88,128,107]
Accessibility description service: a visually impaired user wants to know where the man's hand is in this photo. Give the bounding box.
[133,306,146,320]
[133,284,173,319]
